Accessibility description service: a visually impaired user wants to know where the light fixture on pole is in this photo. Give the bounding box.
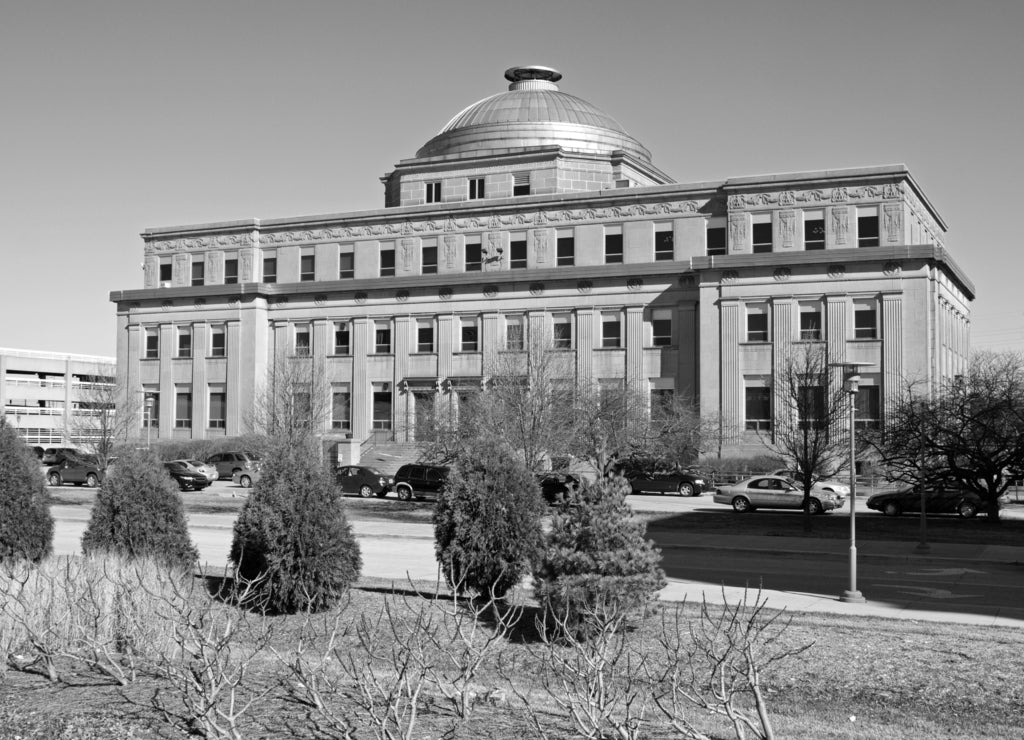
[145,395,155,449]
[829,361,872,604]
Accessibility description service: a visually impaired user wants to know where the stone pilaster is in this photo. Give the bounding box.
[720,300,742,439]
[882,294,903,420]
[192,323,208,433]
[575,308,595,386]
[482,312,501,374]
[625,306,645,391]
[226,321,242,436]
[351,318,371,440]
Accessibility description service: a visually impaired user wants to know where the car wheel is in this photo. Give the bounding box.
[958,501,978,518]
[809,498,824,515]
[883,501,901,517]
[47,472,62,487]
[239,474,252,488]
[85,473,99,488]
[359,484,374,498]
[396,486,413,501]
[732,496,751,513]
[679,483,694,497]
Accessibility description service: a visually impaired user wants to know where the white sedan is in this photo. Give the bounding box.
[769,469,850,498]
[713,475,845,514]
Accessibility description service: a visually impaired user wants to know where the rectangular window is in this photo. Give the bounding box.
[745,386,772,431]
[177,327,192,358]
[505,315,525,351]
[300,254,315,282]
[460,318,479,352]
[294,325,311,356]
[804,211,825,250]
[422,245,437,274]
[707,225,727,256]
[651,309,672,347]
[604,232,623,264]
[210,325,226,357]
[601,312,621,349]
[799,305,822,341]
[191,260,205,286]
[752,218,773,253]
[513,172,530,197]
[747,306,769,342]
[332,387,351,431]
[655,229,674,261]
[334,322,350,354]
[159,263,172,283]
[208,391,226,429]
[465,241,482,272]
[858,208,880,247]
[339,252,354,279]
[145,328,159,359]
[552,314,572,349]
[263,256,277,283]
[425,181,441,203]
[798,386,826,430]
[374,321,391,354]
[224,258,238,284]
[856,385,881,429]
[175,391,192,429]
[557,236,575,266]
[510,238,527,269]
[468,177,485,200]
[417,319,434,353]
[854,305,878,339]
[372,382,392,430]
[651,388,675,420]
[380,248,395,277]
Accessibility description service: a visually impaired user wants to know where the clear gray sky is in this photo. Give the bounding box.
[2,0,1021,356]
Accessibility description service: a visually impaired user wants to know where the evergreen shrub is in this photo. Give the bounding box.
[230,438,361,613]
[534,475,666,634]
[434,440,546,598]
[81,447,198,570]
[0,420,54,564]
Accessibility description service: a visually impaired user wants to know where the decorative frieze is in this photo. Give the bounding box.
[727,184,901,211]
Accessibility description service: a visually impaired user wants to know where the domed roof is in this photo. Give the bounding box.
[415,66,652,162]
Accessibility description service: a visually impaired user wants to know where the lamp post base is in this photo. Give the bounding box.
[840,590,866,603]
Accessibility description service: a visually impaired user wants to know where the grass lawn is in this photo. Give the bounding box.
[1,572,1022,740]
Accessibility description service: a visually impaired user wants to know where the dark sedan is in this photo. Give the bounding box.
[335,465,393,497]
[867,486,1007,518]
[163,460,212,492]
[626,469,708,497]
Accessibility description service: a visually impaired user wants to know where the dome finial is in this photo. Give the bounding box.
[504,65,562,91]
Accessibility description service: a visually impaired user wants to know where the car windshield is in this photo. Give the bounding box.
[365,467,383,475]
[185,460,205,466]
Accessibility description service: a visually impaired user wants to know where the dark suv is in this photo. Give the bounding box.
[392,464,450,501]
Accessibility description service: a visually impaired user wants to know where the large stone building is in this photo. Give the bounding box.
[110,65,972,458]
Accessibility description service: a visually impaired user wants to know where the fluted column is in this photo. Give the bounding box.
[625,306,645,393]
[351,318,370,440]
[720,300,742,439]
[882,294,903,418]
[575,308,595,387]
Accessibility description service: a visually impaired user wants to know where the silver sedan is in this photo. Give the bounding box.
[713,475,845,514]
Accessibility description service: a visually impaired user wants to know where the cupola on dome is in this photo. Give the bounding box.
[415,65,652,162]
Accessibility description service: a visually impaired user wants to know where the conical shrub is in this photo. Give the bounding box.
[81,447,198,570]
[0,420,53,564]
[434,440,545,598]
[534,475,666,634]
[230,438,361,613]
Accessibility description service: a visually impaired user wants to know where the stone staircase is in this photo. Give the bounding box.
[359,442,425,475]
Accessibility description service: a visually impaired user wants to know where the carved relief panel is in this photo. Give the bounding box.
[144,259,156,289]
[829,206,850,246]
[778,210,795,249]
[443,235,458,269]
[728,213,749,253]
[173,252,189,287]
[401,238,417,272]
[533,229,550,264]
[883,204,902,244]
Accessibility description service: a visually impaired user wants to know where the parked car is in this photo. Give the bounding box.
[335,465,393,497]
[392,464,450,501]
[163,460,212,492]
[625,468,708,497]
[536,472,581,504]
[171,459,218,483]
[713,475,845,514]
[232,467,260,488]
[867,485,1008,518]
[769,469,850,499]
[46,455,110,487]
[205,451,261,480]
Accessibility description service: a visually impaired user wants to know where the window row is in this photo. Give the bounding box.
[744,302,878,343]
[144,326,226,360]
[749,208,880,254]
[743,384,881,431]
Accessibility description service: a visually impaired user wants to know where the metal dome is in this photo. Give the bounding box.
[415,66,652,162]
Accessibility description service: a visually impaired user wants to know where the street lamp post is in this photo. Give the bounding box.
[830,362,871,604]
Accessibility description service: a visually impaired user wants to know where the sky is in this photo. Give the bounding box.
[2,0,1022,358]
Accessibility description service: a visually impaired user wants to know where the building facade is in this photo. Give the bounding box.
[1,348,116,446]
[110,66,973,457]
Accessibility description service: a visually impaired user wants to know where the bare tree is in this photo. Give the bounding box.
[761,347,850,528]
[248,351,332,446]
[67,363,138,468]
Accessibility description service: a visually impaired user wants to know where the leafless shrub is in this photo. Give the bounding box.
[650,590,813,740]
[513,598,653,740]
[148,569,275,740]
